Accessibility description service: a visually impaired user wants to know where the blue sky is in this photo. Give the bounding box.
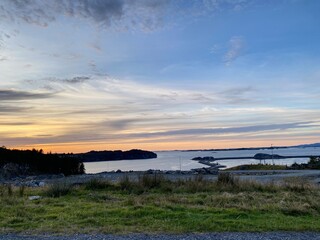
[0,0,320,152]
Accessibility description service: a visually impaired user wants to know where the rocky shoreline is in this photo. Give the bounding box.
[3,168,320,188]
[0,167,220,187]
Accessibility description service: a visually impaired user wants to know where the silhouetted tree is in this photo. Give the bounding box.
[0,148,85,176]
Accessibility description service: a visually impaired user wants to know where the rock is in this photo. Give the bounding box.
[0,163,30,179]
[38,181,45,187]
[27,181,39,187]
[28,196,41,201]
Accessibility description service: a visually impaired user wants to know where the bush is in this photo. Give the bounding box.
[119,175,135,191]
[309,157,320,165]
[84,178,112,190]
[139,173,166,189]
[175,175,212,193]
[217,172,237,186]
[7,184,13,197]
[45,182,73,198]
[19,185,25,197]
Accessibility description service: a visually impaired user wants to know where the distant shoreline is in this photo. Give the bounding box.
[179,143,320,152]
[211,155,319,161]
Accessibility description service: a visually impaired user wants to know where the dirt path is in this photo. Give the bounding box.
[4,169,320,187]
[2,232,320,240]
[57,169,320,185]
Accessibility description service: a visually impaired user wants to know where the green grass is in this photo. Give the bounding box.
[0,175,320,233]
[226,164,287,171]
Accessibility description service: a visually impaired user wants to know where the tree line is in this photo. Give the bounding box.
[0,147,85,176]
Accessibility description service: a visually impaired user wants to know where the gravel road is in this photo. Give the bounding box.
[56,169,320,185]
[4,169,320,187]
[2,232,320,240]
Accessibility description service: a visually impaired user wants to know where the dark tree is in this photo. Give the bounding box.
[0,147,85,176]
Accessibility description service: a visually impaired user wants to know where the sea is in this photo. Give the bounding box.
[84,147,320,174]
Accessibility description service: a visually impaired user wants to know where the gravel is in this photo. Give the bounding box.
[4,169,320,187]
[2,233,320,240]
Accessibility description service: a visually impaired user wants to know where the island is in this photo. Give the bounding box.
[71,149,157,162]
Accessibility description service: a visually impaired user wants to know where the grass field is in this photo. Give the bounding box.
[0,173,320,234]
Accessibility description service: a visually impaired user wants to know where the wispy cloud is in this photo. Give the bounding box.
[0,56,8,61]
[0,31,9,50]
[0,0,170,31]
[48,76,91,84]
[224,36,245,65]
[210,44,221,54]
[0,121,33,126]
[134,122,314,138]
[0,0,264,35]
[218,86,257,104]
[2,121,316,148]
[0,105,29,113]
[0,89,52,101]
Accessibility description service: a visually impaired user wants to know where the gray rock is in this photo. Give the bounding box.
[38,181,45,187]
[28,196,41,201]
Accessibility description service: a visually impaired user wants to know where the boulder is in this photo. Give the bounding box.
[28,196,41,201]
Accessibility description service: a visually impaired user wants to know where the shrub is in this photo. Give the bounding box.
[119,175,135,191]
[19,185,25,197]
[7,184,13,197]
[45,182,73,198]
[84,178,112,190]
[217,172,237,186]
[139,173,166,189]
[309,157,320,165]
[175,175,212,193]
[283,177,314,192]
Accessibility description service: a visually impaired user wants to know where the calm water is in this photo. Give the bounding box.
[85,147,320,173]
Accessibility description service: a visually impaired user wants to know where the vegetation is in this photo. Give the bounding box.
[0,147,85,177]
[1,174,320,233]
[226,156,320,171]
[226,164,287,171]
[45,182,73,198]
[291,156,320,170]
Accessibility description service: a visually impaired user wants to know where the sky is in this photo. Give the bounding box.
[0,0,320,153]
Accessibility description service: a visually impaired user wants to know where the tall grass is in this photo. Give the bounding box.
[114,173,316,194]
[7,184,13,196]
[45,182,73,198]
[84,178,113,190]
[217,172,237,186]
[118,174,169,194]
[18,185,25,197]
